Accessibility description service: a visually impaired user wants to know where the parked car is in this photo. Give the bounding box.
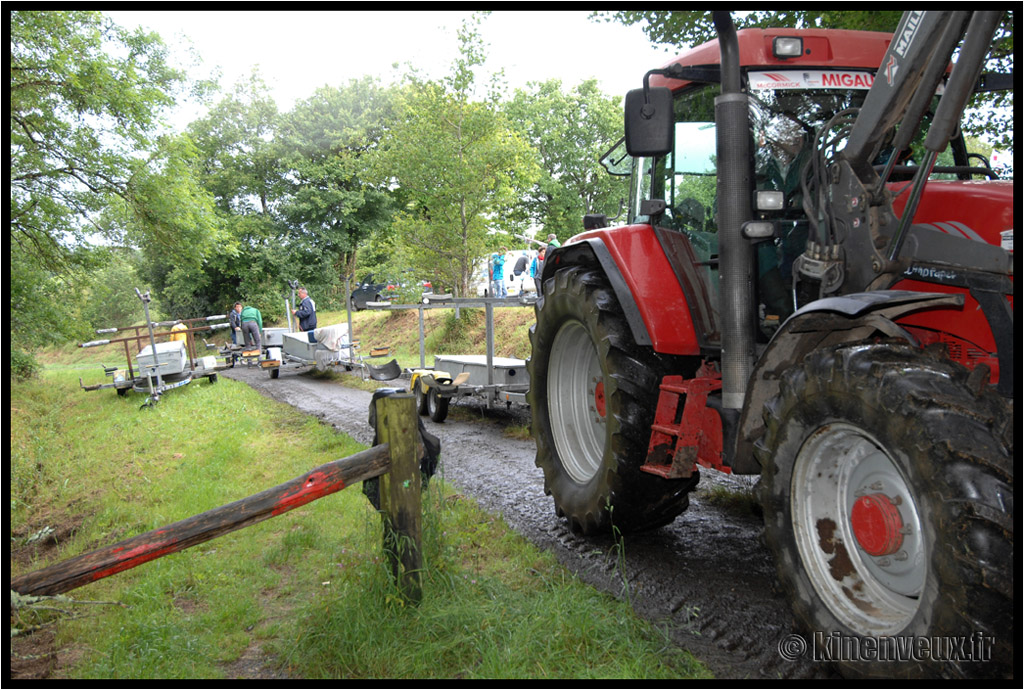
[349,274,398,310]
[349,274,434,310]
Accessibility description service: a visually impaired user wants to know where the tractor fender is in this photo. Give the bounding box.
[734,290,965,474]
[542,238,653,348]
[543,228,705,355]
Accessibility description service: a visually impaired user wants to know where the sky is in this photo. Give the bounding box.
[106,10,677,130]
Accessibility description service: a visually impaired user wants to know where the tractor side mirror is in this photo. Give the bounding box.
[583,214,609,230]
[624,87,674,157]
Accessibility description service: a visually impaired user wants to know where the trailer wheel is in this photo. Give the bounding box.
[528,264,699,535]
[269,367,279,379]
[117,387,128,397]
[208,373,218,384]
[426,388,449,423]
[756,342,1012,678]
[415,382,429,416]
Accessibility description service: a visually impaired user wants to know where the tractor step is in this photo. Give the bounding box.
[641,375,728,479]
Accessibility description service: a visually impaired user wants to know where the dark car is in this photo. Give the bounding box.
[348,274,399,310]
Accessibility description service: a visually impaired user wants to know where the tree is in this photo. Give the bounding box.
[373,17,539,296]
[600,11,903,48]
[599,10,1014,150]
[277,79,397,307]
[9,10,218,374]
[171,73,287,318]
[504,79,629,240]
[10,11,218,271]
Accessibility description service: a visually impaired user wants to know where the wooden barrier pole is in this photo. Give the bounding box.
[375,394,423,604]
[10,444,391,597]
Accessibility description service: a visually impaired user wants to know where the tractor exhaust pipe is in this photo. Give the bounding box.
[713,12,755,409]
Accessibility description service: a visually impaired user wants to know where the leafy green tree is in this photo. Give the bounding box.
[9,245,93,378]
[373,17,539,296]
[600,11,903,48]
[187,72,285,216]
[9,10,218,373]
[10,11,218,270]
[598,10,1014,150]
[171,74,287,318]
[504,79,629,240]
[277,79,397,307]
[78,250,152,330]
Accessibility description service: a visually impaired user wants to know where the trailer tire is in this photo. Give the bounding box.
[269,367,279,379]
[756,342,1013,678]
[208,373,218,384]
[415,384,428,415]
[426,388,449,423]
[528,264,699,535]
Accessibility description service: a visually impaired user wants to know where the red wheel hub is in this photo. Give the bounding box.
[593,380,606,418]
[850,493,905,556]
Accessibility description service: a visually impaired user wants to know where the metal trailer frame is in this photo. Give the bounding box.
[79,289,233,406]
[260,327,401,381]
[363,294,536,421]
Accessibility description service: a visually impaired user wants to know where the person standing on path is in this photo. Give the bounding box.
[531,246,547,296]
[292,287,317,331]
[228,302,243,345]
[240,303,263,351]
[491,248,508,299]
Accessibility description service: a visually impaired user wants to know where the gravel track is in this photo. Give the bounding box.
[223,363,839,679]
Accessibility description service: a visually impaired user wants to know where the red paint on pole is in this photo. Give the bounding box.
[272,471,347,516]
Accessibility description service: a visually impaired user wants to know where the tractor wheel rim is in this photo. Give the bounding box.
[791,423,926,636]
[548,320,605,484]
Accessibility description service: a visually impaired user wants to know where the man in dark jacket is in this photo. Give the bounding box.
[228,302,243,345]
[292,287,317,331]
[512,252,529,294]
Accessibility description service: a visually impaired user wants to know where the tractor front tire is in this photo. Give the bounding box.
[756,342,1012,678]
[528,264,699,535]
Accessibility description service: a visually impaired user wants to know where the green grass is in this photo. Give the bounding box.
[10,367,711,680]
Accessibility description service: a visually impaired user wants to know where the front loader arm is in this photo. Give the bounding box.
[802,11,1007,294]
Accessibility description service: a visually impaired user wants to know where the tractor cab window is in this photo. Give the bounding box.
[635,85,720,239]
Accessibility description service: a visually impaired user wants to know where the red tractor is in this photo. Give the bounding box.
[528,11,1012,677]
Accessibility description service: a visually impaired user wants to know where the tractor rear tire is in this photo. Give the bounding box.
[528,264,700,535]
[756,342,1012,678]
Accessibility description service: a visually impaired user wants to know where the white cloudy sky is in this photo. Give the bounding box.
[106,10,676,129]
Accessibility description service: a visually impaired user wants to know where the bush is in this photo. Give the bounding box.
[10,348,40,380]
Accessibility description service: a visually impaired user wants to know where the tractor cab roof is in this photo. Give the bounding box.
[649,28,895,92]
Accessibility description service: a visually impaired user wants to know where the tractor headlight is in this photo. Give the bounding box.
[773,37,804,59]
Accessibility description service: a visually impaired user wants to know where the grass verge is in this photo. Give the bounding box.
[10,368,710,680]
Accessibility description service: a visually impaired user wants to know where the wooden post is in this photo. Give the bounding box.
[375,393,423,604]
[10,445,391,597]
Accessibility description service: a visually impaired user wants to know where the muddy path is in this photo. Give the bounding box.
[223,363,838,679]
